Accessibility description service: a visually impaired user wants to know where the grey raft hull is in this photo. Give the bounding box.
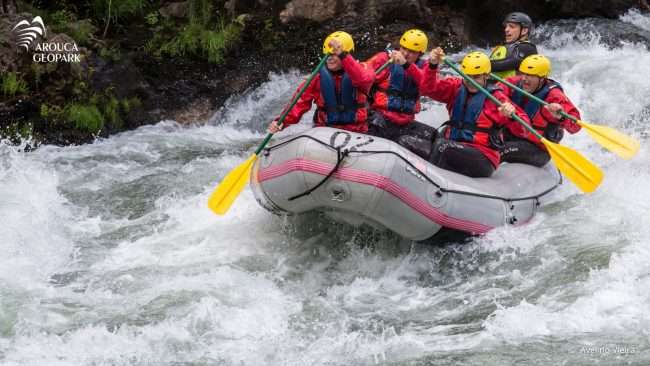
[251,127,561,240]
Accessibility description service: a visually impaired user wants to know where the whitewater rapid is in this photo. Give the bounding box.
[2,10,650,365]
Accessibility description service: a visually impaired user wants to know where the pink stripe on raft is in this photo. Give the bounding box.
[258,158,493,234]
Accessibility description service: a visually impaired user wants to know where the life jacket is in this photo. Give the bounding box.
[489,40,535,78]
[445,84,504,149]
[510,79,564,142]
[372,59,425,114]
[318,67,366,125]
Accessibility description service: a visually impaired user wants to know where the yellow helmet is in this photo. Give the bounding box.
[461,51,491,75]
[323,31,354,54]
[399,29,428,53]
[519,54,551,77]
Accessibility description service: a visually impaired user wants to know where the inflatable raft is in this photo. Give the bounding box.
[251,127,561,240]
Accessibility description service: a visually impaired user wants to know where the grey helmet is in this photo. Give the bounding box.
[503,12,534,34]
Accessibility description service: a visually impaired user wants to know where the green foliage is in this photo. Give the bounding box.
[1,73,29,97]
[20,124,33,138]
[99,46,122,62]
[45,9,96,45]
[30,62,45,89]
[259,18,282,51]
[40,103,63,120]
[157,18,243,64]
[94,0,149,36]
[93,0,148,21]
[71,80,88,97]
[103,96,121,128]
[121,96,141,113]
[145,0,245,64]
[145,11,159,26]
[66,104,105,133]
[48,9,76,33]
[1,122,33,141]
[69,20,97,45]
[40,103,50,118]
[188,0,212,27]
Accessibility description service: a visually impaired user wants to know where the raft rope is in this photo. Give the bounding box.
[264,134,562,203]
[287,146,350,201]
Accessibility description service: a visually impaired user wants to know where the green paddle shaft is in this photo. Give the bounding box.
[443,59,543,140]
[376,59,392,74]
[255,54,329,155]
[489,72,575,122]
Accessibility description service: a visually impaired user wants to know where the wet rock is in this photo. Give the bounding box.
[280,0,436,25]
[172,98,212,124]
[159,1,189,19]
[280,0,337,23]
[0,13,30,72]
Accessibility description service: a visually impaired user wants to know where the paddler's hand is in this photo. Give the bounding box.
[544,103,564,119]
[498,102,516,117]
[328,39,343,56]
[391,50,407,65]
[267,119,283,134]
[429,47,445,66]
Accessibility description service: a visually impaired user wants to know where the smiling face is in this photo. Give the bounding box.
[520,73,543,93]
[326,54,343,71]
[504,22,528,43]
[399,46,422,64]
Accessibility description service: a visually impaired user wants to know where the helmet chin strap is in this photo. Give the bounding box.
[518,27,529,41]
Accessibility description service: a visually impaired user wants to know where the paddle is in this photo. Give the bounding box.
[207,54,329,215]
[375,43,395,74]
[443,59,603,193]
[490,73,640,159]
[376,59,393,73]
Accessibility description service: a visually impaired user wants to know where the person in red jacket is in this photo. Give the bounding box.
[267,31,374,134]
[365,29,435,147]
[418,48,530,178]
[499,54,582,166]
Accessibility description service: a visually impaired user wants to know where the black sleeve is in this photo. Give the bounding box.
[515,42,538,60]
[490,42,538,72]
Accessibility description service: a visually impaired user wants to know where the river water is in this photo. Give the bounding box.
[2,10,650,366]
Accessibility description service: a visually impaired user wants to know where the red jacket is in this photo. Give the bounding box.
[365,52,425,125]
[279,54,374,133]
[420,64,529,167]
[501,76,581,148]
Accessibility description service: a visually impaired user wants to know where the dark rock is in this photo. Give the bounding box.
[280,0,337,23]
[159,1,189,19]
[0,13,31,73]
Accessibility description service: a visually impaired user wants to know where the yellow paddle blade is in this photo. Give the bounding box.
[577,120,640,160]
[542,138,603,193]
[207,154,257,215]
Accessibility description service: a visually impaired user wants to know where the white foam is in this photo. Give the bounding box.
[0,141,74,287]
[621,8,650,31]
